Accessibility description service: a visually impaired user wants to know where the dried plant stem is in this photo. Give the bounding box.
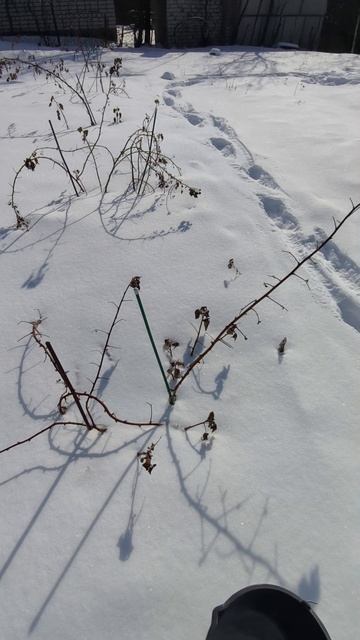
[75,72,96,124]
[5,57,97,125]
[10,153,84,227]
[184,411,217,440]
[173,203,360,397]
[85,284,131,419]
[1,289,164,455]
[49,119,80,196]
[84,137,102,190]
[191,318,203,356]
[103,106,199,200]
[184,420,206,432]
[137,103,158,196]
[104,128,140,193]
[77,80,113,188]
[45,341,95,430]
[62,393,162,427]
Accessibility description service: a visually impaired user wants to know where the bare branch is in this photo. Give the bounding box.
[60,392,162,427]
[267,296,288,312]
[173,203,360,396]
[236,326,248,340]
[293,273,310,289]
[282,250,300,265]
[45,341,95,430]
[146,402,153,423]
[49,119,82,196]
[251,309,261,325]
[85,284,131,418]
[184,420,206,432]
[184,412,218,441]
[4,56,97,125]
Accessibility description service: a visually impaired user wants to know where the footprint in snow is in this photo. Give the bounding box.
[161,71,175,80]
[210,137,235,157]
[184,112,204,126]
[163,94,175,106]
[247,164,280,190]
[258,195,299,231]
[311,228,360,286]
[167,88,181,97]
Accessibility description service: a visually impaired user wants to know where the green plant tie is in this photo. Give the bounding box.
[134,288,176,404]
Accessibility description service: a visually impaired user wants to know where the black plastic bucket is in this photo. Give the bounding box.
[206,584,331,640]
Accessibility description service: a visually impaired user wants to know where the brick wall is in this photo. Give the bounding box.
[166,0,222,47]
[0,0,117,40]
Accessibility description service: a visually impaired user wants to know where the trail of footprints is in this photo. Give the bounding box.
[162,79,360,334]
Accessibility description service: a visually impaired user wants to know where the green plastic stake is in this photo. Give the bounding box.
[134,288,176,404]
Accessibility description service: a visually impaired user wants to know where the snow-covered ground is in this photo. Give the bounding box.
[0,40,359,640]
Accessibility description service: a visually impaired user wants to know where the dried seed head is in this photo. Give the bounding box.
[130,276,141,289]
[226,324,238,340]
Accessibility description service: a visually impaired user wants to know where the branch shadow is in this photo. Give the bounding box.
[0,192,96,258]
[198,485,253,568]
[2,397,319,635]
[175,49,278,91]
[297,565,321,604]
[160,404,284,582]
[192,365,231,400]
[0,462,64,489]
[0,227,12,240]
[182,336,206,367]
[7,303,122,434]
[27,426,157,634]
[95,361,119,398]
[20,197,71,289]
[99,186,162,233]
[0,422,156,588]
[9,335,59,423]
[117,462,143,561]
[185,429,213,461]
[189,49,358,89]
[98,188,193,242]
[0,428,89,584]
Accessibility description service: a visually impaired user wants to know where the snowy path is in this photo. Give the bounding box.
[162,70,360,335]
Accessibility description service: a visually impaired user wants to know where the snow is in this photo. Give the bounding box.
[0,40,359,640]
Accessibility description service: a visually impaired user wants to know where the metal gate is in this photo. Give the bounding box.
[222,0,327,50]
[114,0,153,45]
